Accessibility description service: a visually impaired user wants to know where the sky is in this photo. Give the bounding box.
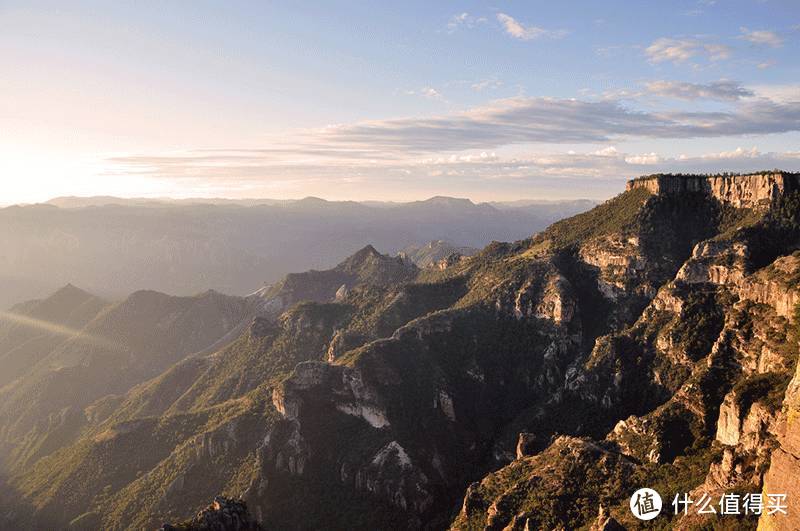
[1,0,799,204]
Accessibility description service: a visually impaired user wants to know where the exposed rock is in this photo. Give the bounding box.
[716,392,743,446]
[452,437,636,530]
[435,389,456,422]
[679,245,799,322]
[534,273,577,325]
[759,357,800,530]
[716,392,777,450]
[437,252,466,270]
[334,284,348,301]
[325,329,367,362]
[398,240,478,269]
[589,505,625,531]
[627,172,800,210]
[159,496,262,531]
[579,235,646,301]
[515,432,537,459]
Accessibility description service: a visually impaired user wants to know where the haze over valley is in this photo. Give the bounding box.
[0,196,593,310]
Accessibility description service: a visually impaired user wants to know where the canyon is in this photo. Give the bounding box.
[0,172,798,530]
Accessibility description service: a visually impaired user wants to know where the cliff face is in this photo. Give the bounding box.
[627,172,800,210]
[759,354,800,530]
[455,174,799,530]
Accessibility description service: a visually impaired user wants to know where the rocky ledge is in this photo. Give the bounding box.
[159,496,262,531]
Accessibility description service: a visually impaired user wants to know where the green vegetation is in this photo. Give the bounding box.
[670,286,725,362]
[453,439,635,531]
[715,205,763,237]
[740,190,800,270]
[536,187,651,250]
[614,440,723,530]
[733,371,792,414]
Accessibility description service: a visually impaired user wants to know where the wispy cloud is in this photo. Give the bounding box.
[624,152,664,165]
[690,146,761,160]
[420,87,443,100]
[685,0,717,16]
[748,83,800,103]
[644,80,753,100]
[102,91,800,194]
[645,37,730,64]
[496,13,567,41]
[404,86,446,101]
[740,27,784,47]
[446,12,486,33]
[471,78,503,92]
[103,145,800,195]
[307,96,800,152]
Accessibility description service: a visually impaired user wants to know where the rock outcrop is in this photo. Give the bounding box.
[160,496,262,531]
[627,172,800,209]
[759,358,800,531]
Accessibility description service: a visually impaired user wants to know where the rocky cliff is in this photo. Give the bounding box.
[627,172,800,210]
[759,341,800,531]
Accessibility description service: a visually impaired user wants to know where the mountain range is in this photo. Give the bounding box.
[0,173,798,530]
[0,197,594,311]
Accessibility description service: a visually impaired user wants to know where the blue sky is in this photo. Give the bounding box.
[1,0,799,202]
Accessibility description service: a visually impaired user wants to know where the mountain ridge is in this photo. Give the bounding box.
[0,196,596,311]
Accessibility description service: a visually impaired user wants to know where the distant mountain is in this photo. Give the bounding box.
[0,196,594,309]
[0,286,256,485]
[398,240,478,268]
[0,284,109,388]
[44,195,594,211]
[262,244,419,311]
[45,196,288,208]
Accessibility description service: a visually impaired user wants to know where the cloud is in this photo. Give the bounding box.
[690,146,761,160]
[592,146,619,157]
[305,96,800,154]
[704,43,733,61]
[446,12,486,33]
[740,28,784,47]
[104,145,800,196]
[448,12,469,30]
[405,87,445,101]
[685,0,717,16]
[624,153,664,165]
[496,13,567,41]
[595,45,623,58]
[118,94,800,162]
[748,83,800,103]
[645,38,730,64]
[104,91,800,192]
[421,87,443,100]
[472,78,503,92]
[644,80,754,100]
